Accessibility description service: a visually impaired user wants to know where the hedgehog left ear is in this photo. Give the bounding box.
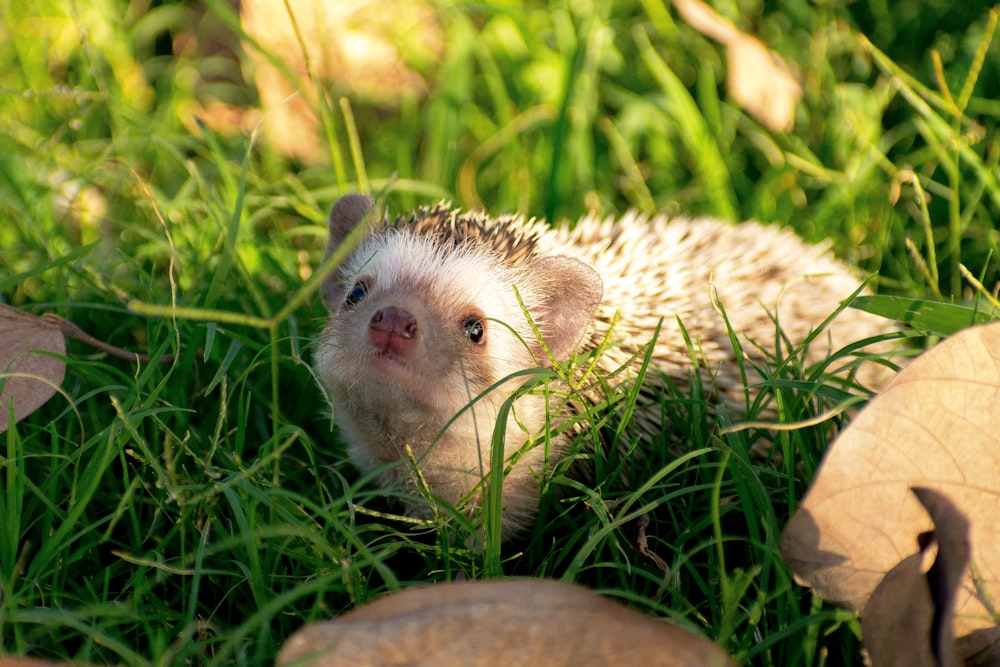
[529,256,603,365]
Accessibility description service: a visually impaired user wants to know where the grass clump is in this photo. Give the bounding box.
[2,0,998,665]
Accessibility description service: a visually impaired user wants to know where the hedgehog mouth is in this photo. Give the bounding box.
[369,350,412,378]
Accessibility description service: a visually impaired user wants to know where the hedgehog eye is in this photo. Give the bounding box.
[345,281,368,306]
[463,317,485,344]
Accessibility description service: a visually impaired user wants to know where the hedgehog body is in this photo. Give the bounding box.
[315,195,893,538]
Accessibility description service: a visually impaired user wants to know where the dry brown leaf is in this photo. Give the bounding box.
[240,0,441,163]
[0,304,67,433]
[673,0,802,132]
[781,321,1000,659]
[0,659,101,667]
[860,487,969,667]
[277,579,737,667]
[862,550,938,667]
[724,34,802,133]
[0,304,173,432]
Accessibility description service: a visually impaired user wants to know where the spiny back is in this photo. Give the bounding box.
[389,204,545,266]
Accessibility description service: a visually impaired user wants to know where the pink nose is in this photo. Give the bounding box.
[369,306,417,354]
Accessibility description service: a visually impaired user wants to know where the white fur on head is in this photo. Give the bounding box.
[315,197,604,539]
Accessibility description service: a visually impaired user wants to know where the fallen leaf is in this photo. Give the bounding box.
[724,32,802,133]
[277,579,737,667]
[673,0,802,132]
[0,659,100,667]
[860,487,969,667]
[861,549,938,667]
[239,0,441,163]
[0,304,67,432]
[781,321,1000,659]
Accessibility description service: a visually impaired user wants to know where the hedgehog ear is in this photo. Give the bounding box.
[326,194,376,252]
[322,194,381,310]
[528,256,603,365]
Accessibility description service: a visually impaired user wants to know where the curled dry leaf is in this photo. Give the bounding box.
[781,321,1000,660]
[0,658,100,667]
[860,487,969,667]
[277,579,737,667]
[0,304,173,432]
[673,0,802,132]
[0,304,67,433]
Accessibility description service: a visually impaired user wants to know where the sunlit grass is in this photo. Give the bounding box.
[1,0,998,664]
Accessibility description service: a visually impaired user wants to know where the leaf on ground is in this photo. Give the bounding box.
[781,321,1000,661]
[277,579,737,667]
[860,487,969,667]
[0,304,66,433]
[0,658,99,667]
[673,0,802,132]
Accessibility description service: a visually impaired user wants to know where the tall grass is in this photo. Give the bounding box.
[1,0,998,665]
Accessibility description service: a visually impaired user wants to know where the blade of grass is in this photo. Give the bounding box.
[633,24,737,219]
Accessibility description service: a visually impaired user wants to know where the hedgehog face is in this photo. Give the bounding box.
[315,231,552,533]
[314,195,603,538]
[317,230,540,421]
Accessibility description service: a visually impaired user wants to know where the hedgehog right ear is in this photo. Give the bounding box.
[326,194,375,252]
[529,256,603,365]
[322,194,379,310]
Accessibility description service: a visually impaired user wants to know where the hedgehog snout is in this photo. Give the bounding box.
[368,306,418,355]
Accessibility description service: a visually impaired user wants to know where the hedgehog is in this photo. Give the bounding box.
[314,194,895,539]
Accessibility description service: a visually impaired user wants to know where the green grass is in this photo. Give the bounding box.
[1,0,998,664]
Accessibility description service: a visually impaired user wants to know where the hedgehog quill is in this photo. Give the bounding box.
[314,194,895,539]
